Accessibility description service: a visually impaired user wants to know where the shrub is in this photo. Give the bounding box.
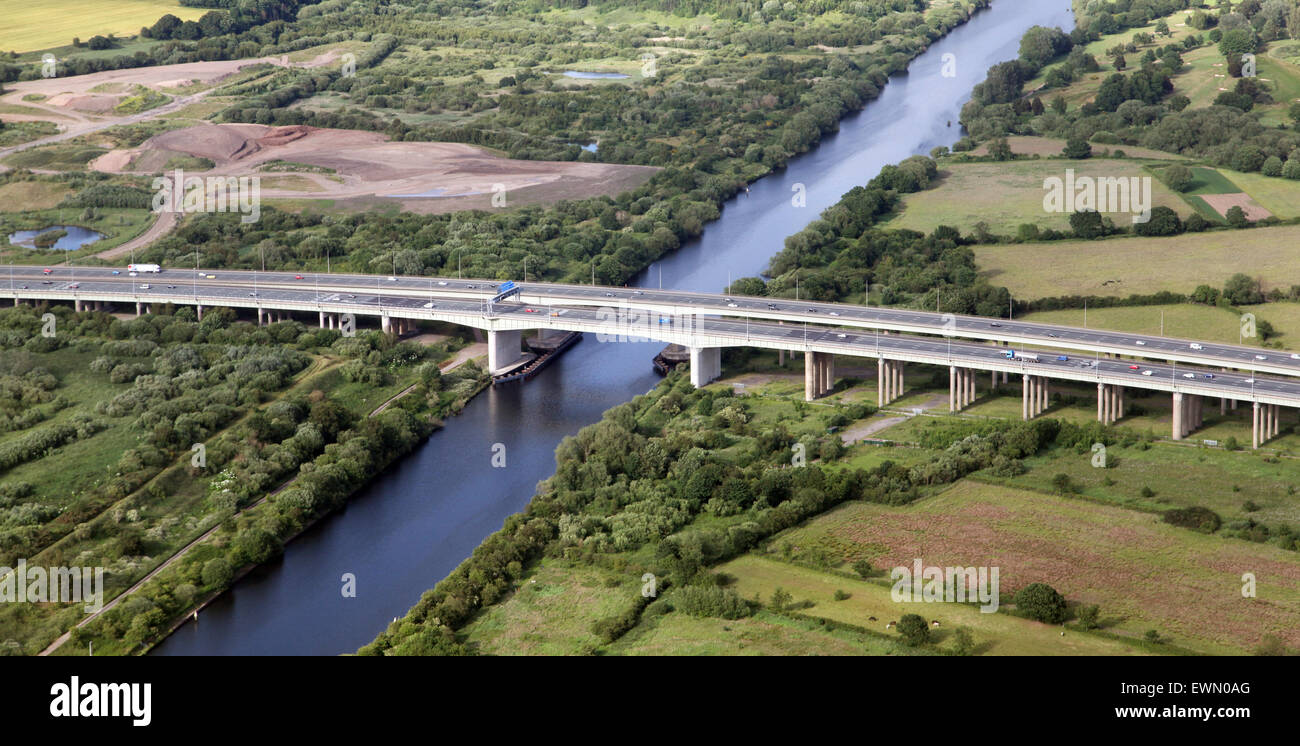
[672,585,752,619]
[1077,604,1100,630]
[1013,582,1066,624]
[952,626,976,656]
[1162,164,1193,192]
[896,613,930,646]
[852,558,874,578]
[1162,506,1222,533]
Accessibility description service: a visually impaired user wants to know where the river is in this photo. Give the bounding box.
[152,0,1073,655]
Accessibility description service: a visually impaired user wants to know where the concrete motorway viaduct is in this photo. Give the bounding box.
[5,264,1298,449]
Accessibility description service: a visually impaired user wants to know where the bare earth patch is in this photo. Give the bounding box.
[96,123,659,212]
[1200,192,1272,222]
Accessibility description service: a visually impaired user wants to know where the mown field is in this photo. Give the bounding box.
[886,157,1192,235]
[975,223,1300,299]
[0,1,204,53]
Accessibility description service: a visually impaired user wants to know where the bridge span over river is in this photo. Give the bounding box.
[6,265,1298,448]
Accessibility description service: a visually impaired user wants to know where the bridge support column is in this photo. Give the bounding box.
[804,352,834,401]
[489,329,526,375]
[196,304,203,321]
[690,346,722,389]
[537,326,562,343]
[806,352,817,401]
[381,313,391,334]
[1023,375,1048,420]
[1173,393,1185,441]
[950,367,977,412]
[1173,393,1203,440]
[878,359,887,406]
[878,359,903,406]
[1097,384,1125,425]
[136,302,143,318]
[950,367,957,412]
[75,299,83,312]
[1252,401,1261,449]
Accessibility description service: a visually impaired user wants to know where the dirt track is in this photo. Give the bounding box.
[0,52,342,163]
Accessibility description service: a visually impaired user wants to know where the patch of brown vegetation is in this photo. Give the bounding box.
[1200,192,1272,221]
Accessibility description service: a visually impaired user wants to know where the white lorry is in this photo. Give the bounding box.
[127,263,162,274]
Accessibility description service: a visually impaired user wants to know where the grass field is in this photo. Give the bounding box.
[610,608,925,656]
[1214,169,1300,220]
[766,480,1300,654]
[989,438,1300,526]
[887,158,1189,235]
[0,1,204,53]
[0,181,73,212]
[1021,304,1272,347]
[3,144,106,172]
[717,555,1151,655]
[462,561,637,655]
[975,223,1300,299]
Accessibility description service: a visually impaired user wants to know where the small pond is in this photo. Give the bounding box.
[562,71,629,79]
[8,225,105,251]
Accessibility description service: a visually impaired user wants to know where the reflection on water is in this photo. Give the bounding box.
[8,225,105,251]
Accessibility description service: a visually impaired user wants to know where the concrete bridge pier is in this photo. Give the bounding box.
[1172,393,1204,440]
[1022,375,1049,419]
[949,366,977,412]
[136,302,144,318]
[690,346,722,388]
[877,358,904,406]
[381,313,391,333]
[489,329,526,374]
[804,351,834,400]
[1097,383,1125,425]
[1253,402,1282,449]
[537,326,563,344]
